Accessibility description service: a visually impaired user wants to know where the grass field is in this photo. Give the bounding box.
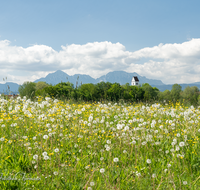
[0,95,200,189]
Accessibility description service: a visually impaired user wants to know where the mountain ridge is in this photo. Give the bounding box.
[34,70,165,86]
[1,70,200,94]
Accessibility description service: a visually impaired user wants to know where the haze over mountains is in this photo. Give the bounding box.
[34,70,164,86]
[1,70,200,94]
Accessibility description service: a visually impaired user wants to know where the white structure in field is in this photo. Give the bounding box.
[131,76,139,86]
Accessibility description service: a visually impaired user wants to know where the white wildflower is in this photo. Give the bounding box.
[113,158,119,162]
[43,135,48,140]
[100,168,105,173]
[33,155,38,160]
[146,159,151,164]
[90,181,95,186]
[179,142,185,147]
[42,152,48,156]
[183,181,187,185]
[54,148,59,153]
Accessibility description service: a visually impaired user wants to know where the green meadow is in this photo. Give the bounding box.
[0,96,200,189]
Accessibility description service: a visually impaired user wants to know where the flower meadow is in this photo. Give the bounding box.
[0,96,200,190]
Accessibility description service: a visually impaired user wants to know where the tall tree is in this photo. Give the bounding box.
[181,86,199,106]
[142,83,158,101]
[107,83,122,101]
[18,82,36,100]
[77,83,97,101]
[171,84,182,102]
[36,81,49,91]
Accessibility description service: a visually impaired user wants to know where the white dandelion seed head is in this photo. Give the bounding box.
[113,158,119,162]
[90,181,95,186]
[100,168,105,173]
[171,142,176,146]
[49,133,52,137]
[136,172,141,177]
[124,126,129,131]
[183,181,187,185]
[53,171,58,175]
[146,159,151,164]
[43,155,49,160]
[170,148,175,152]
[43,135,48,140]
[54,148,59,153]
[167,164,171,167]
[33,155,38,160]
[131,140,136,144]
[0,137,5,141]
[106,140,111,144]
[179,142,185,147]
[42,152,48,156]
[176,146,180,151]
[117,124,123,130]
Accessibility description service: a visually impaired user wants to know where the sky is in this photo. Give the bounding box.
[0,0,200,85]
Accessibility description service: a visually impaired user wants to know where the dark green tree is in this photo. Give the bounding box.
[95,82,112,100]
[122,83,132,100]
[128,85,143,101]
[171,84,182,102]
[35,81,49,97]
[107,83,122,101]
[158,90,171,102]
[44,82,74,99]
[54,82,74,99]
[142,83,158,101]
[18,82,36,100]
[77,83,97,101]
[35,81,49,91]
[181,86,199,106]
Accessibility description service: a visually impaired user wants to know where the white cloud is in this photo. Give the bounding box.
[0,39,200,84]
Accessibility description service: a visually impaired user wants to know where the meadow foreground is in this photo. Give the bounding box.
[0,96,200,189]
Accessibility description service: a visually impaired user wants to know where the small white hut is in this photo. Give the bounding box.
[131,76,139,86]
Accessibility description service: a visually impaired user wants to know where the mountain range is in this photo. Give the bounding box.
[34,70,164,86]
[1,70,200,94]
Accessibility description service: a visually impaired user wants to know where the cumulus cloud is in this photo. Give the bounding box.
[0,39,200,84]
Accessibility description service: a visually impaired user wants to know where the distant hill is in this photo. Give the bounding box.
[0,82,19,95]
[95,71,164,85]
[34,70,164,86]
[1,70,200,94]
[34,70,96,86]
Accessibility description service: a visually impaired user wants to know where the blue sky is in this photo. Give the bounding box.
[0,0,200,84]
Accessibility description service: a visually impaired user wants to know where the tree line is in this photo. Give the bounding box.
[18,81,200,106]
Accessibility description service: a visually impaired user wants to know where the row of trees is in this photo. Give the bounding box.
[18,81,159,102]
[158,84,200,106]
[18,81,200,105]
